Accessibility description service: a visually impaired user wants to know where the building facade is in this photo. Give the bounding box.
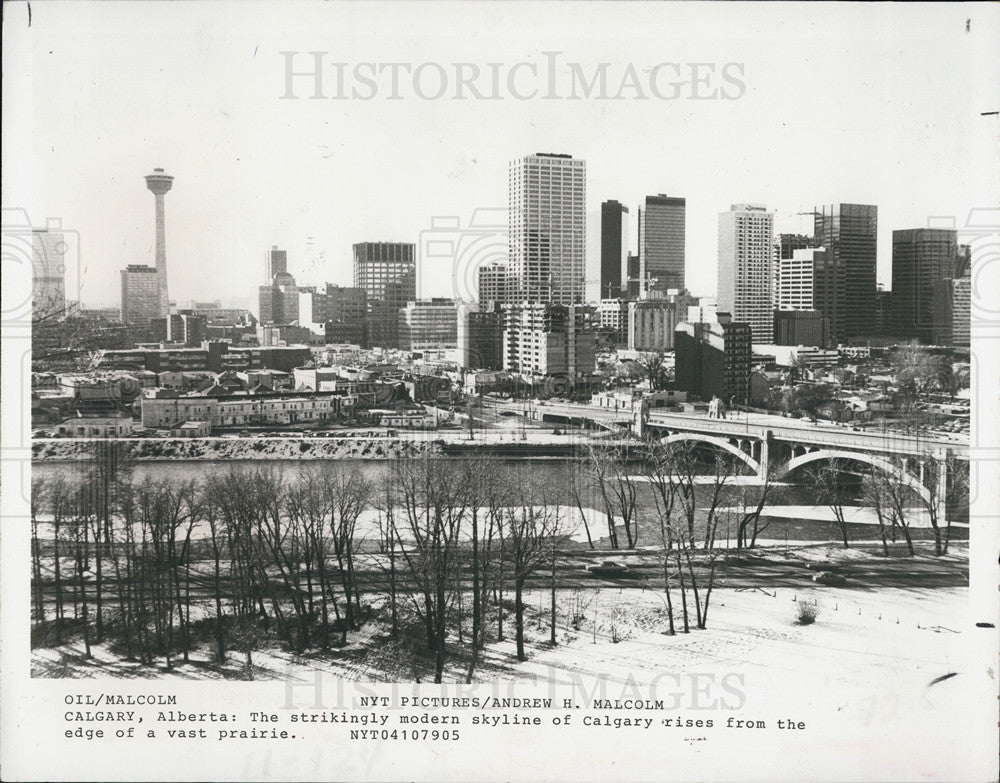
[120,265,162,325]
[813,203,878,341]
[266,246,288,279]
[323,285,368,346]
[638,195,685,296]
[600,200,629,299]
[776,247,826,311]
[674,315,752,404]
[503,303,595,378]
[477,261,512,307]
[398,298,459,352]
[627,294,693,352]
[932,276,971,346]
[457,303,504,370]
[773,310,831,347]
[508,153,586,305]
[717,203,775,344]
[890,228,958,343]
[141,392,349,430]
[259,271,299,325]
[353,241,416,348]
[32,225,68,320]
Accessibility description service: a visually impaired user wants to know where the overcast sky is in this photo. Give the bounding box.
[5,1,999,309]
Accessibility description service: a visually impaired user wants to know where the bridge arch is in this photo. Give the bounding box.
[660,433,760,475]
[775,449,932,503]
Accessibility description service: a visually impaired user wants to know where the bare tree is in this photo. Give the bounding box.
[463,456,502,682]
[390,456,468,683]
[503,467,564,661]
[642,439,679,635]
[733,480,772,550]
[807,459,852,549]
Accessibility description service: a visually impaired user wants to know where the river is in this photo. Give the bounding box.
[34,457,953,544]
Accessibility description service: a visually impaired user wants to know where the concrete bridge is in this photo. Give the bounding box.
[481,398,968,519]
[639,409,968,520]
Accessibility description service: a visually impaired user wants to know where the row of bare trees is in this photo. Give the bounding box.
[31,455,570,681]
[810,453,967,557]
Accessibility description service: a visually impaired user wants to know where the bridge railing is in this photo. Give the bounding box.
[644,411,964,457]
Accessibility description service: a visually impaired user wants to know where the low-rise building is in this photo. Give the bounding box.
[56,415,134,438]
[141,392,351,430]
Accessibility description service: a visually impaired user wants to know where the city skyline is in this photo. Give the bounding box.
[11,3,997,309]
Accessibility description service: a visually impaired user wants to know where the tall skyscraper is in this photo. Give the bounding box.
[266,246,288,279]
[813,203,878,341]
[638,195,685,295]
[353,241,416,347]
[144,168,174,317]
[600,200,629,299]
[120,265,162,325]
[508,153,586,305]
[32,223,67,320]
[717,203,774,343]
[890,228,958,342]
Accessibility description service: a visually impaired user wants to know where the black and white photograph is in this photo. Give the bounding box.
[2,1,998,781]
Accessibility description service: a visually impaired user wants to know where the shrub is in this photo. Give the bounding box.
[795,600,819,625]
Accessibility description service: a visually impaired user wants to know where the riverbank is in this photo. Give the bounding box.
[32,436,442,462]
[31,435,615,462]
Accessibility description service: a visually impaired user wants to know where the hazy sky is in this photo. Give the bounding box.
[5,1,999,310]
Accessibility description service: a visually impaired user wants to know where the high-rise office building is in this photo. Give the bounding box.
[638,195,685,296]
[120,265,162,325]
[508,153,586,305]
[398,298,459,352]
[813,203,878,341]
[674,314,752,405]
[477,261,512,306]
[776,247,827,311]
[932,277,971,347]
[503,303,595,378]
[717,203,774,344]
[321,284,368,345]
[32,224,67,320]
[600,200,629,299]
[457,303,504,370]
[628,300,680,352]
[873,287,892,337]
[597,298,629,346]
[624,253,642,299]
[259,271,299,325]
[890,228,958,343]
[266,246,288,279]
[773,233,815,304]
[353,241,416,348]
[353,242,417,302]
